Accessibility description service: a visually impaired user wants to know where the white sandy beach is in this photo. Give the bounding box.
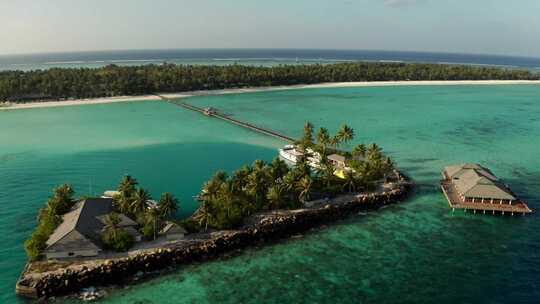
[2,80,540,111]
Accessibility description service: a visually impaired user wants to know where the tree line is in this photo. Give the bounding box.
[2,62,538,102]
[188,122,394,231]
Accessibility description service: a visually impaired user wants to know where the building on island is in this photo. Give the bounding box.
[328,154,346,168]
[44,198,141,259]
[440,164,532,215]
[159,221,187,240]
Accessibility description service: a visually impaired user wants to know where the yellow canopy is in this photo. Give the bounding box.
[334,169,346,179]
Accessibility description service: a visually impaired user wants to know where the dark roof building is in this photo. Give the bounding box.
[44,198,139,259]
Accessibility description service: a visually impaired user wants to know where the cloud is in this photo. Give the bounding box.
[384,0,422,7]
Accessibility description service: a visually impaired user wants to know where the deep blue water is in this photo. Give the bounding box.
[1,49,540,71]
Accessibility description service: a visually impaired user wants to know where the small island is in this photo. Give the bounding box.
[16,122,413,300]
[2,62,539,104]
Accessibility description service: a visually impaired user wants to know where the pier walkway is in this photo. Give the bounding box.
[156,95,295,143]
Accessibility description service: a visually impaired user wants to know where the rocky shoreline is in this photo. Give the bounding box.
[16,174,413,300]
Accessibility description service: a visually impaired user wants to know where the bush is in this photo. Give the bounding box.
[102,229,134,252]
[179,218,201,233]
[24,185,75,260]
[141,223,156,240]
[24,211,62,261]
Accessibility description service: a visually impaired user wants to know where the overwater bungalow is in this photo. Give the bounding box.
[440,164,532,215]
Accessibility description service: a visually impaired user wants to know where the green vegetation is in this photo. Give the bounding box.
[24,185,75,261]
[191,122,394,231]
[2,62,538,102]
[112,176,180,241]
[101,213,134,252]
[24,177,181,259]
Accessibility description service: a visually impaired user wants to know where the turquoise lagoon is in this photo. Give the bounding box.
[1,85,539,303]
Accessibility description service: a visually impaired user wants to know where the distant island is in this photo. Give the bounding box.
[16,122,413,300]
[2,62,539,103]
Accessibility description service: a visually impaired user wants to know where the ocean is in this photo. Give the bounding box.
[1,49,540,72]
[1,83,539,303]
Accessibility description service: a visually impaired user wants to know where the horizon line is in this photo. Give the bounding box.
[1,48,540,61]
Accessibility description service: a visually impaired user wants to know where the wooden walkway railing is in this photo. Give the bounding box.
[155,95,295,143]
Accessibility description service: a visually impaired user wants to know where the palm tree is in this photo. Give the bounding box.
[47,184,75,215]
[218,180,236,217]
[330,135,340,149]
[130,188,151,215]
[297,175,312,203]
[117,195,132,215]
[158,192,178,219]
[200,171,227,202]
[145,207,162,240]
[357,161,376,189]
[337,124,354,145]
[118,175,138,197]
[213,171,228,183]
[352,144,367,159]
[267,183,286,211]
[317,156,336,191]
[282,171,298,194]
[342,170,358,193]
[103,212,122,242]
[231,165,251,193]
[302,121,314,147]
[246,168,268,207]
[116,175,138,213]
[194,201,213,231]
[316,127,330,155]
[367,143,383,161]
[314,153,329,176]
[269,157,289,183]
[252,159,266,172]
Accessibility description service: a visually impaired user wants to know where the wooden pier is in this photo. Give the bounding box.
[156,95,295,143]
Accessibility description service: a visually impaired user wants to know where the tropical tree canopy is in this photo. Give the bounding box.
[130,188,151,215]
[158,192,178,219]
[2,62,537,102]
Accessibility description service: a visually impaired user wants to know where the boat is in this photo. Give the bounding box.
[440,163,532,215]
[278,145,321,168]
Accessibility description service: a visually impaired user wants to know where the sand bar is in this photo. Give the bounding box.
[2,80,540,111]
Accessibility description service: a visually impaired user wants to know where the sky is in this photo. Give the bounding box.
[1,0,539,57]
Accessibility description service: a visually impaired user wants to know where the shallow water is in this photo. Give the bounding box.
[1,85,539,303]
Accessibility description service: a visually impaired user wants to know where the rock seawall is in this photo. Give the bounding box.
[16,179,412,299]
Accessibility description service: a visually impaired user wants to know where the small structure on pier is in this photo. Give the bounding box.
[440,163,532,215]
[203,107,217,116]
[167,100,295,143]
